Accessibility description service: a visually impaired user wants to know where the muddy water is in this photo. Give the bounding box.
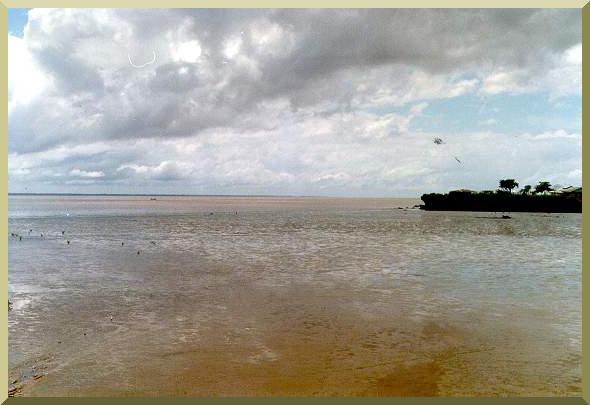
[8,195,581,396]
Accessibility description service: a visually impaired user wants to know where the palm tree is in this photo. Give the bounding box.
[534,181,553,194]
[520,185,532,195]
[499,179,519,193]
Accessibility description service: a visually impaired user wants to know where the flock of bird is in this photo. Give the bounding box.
[9,209,222,256]
[8,210,222,323]
[10,229,71,244]
[8,228,157,256]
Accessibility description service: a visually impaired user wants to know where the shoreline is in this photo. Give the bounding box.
[421,191,582,213]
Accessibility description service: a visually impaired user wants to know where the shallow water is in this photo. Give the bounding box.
[8,195,581,396]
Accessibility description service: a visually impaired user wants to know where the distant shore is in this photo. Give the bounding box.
[8,193,413,199]
[421,190,582,213]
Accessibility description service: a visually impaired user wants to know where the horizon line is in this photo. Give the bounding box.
[8,192,421,198]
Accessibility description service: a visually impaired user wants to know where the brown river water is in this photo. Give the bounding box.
[8,195,581,396]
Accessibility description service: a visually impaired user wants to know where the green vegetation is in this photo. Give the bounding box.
[534,181,553,194]
[499,179,519,193]
[521,185,532,195]
[421,180,581,213]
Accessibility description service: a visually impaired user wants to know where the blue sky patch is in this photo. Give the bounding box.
[8,8,29,37]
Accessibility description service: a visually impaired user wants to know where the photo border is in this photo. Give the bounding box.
[1,1,588,403]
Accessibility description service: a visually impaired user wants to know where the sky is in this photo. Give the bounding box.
[8,9,582,196]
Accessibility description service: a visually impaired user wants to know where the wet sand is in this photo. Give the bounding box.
[7,284,493,396]
[8,196,581,396]
[9,281,581,397]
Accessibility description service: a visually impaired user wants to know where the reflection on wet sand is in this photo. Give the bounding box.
[8,196,581,396]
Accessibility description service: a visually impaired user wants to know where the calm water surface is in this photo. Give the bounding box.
[8,195,581,396]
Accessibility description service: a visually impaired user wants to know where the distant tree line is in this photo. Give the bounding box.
[498,179,553,195]
[420,179,581,213]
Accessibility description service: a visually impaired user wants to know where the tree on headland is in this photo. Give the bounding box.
[534,181,553,194]
[520,185,532,195]
[499,179,519,193]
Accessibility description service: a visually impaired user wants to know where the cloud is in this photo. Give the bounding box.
[9,118,581,196]
[523,129,581,141]
[8,9,582,195]
[8,34,49,109]
[70,168,105,178]
[117,161,194,180]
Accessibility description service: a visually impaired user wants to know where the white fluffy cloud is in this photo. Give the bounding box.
[8,9,582,195]
[8,35,49,109]
[70,168,105,178]
[480,43,582,96]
